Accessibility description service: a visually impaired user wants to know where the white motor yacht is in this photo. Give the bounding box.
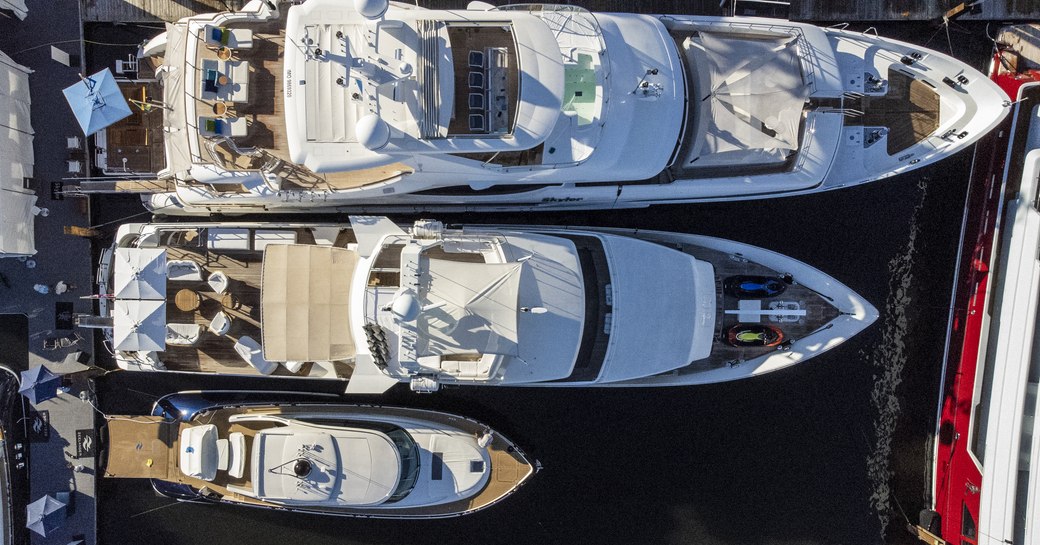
[111,0,1007,215]
[93,216,878,392]
[101,392,536,518]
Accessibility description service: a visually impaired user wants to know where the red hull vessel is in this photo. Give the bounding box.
[920,24,1040,545]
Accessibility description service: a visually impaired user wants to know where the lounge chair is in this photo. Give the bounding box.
[207,271,230,294]
[167,324,202,346]
[233,336,277,375]
[198,116,248,138]
[167,260,203,281]
[208,311,232,337]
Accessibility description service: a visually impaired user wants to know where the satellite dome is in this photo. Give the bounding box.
[391,291,420,322]
[356,114,390,151]
[355,0,388,19]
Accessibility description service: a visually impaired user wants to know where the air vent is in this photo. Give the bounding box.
[431,452,443,480]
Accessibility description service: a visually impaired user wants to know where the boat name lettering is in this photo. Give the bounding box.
[541,197,584,203]
[286,70,292,97]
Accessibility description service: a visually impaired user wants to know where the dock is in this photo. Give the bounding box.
[76,0,1040,23]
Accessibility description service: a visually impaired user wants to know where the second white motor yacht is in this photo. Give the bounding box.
[92,216,878,393]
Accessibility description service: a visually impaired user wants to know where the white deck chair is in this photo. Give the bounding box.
[207,271,230,294]
[227,432,246,478]
[233,336,277,375]
[167,324,202,346]
[167,260,203,282]
[208,311,232,337]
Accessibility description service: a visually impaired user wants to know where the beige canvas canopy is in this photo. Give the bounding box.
[261,244,357,362]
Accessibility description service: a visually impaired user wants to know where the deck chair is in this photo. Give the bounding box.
[167,260,203,282]
[227,432,247,474]
[208,311,232,337]
[43,332,84,350]
[233,336,277,375]
[167,324,202,346]
[207,271,230,294]
[115,55,138,76]
[468,71,484,89]
[468,50,484,68]
[468,113,486,132]
[198,116,248,138]
[468,93,484,110]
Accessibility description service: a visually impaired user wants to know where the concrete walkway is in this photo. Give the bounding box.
[1,3,100,544]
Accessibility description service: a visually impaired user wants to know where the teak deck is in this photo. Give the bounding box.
[189,13,413,193]
[153,229,354,378]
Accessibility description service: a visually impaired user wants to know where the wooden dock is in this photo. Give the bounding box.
[77,0,1040,24]
[80,0,238,23]
[787,0,1038,21]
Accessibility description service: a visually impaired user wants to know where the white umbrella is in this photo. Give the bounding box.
[113,299,166,351]
[114,247,167,300]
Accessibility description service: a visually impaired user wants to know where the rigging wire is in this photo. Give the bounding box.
[13,39,145,55]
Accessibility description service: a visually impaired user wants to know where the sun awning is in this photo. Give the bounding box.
[113,298,167,352]
[114,247,167,300]
[416,259,522,357]
[62,69,133,136]
[684,29,808,168]
[261,244,357,362]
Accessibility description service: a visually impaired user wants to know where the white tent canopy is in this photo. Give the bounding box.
[0,49,35,257]
[0,0,28,20]
[0,190,35,257]
[160,23,193,179]
[114,247,168,300]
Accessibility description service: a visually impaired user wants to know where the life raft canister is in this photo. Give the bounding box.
[725,323,785,347]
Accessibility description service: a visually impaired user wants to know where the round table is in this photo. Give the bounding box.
[217,74,229,86]
[175,289,201,312]
[217,47,233,61]
[213,102,233,118]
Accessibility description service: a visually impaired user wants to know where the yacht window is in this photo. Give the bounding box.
[385,428,421,502]
[961,502,977,540]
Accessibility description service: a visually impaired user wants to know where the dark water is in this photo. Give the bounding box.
[87,11,1000,545]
